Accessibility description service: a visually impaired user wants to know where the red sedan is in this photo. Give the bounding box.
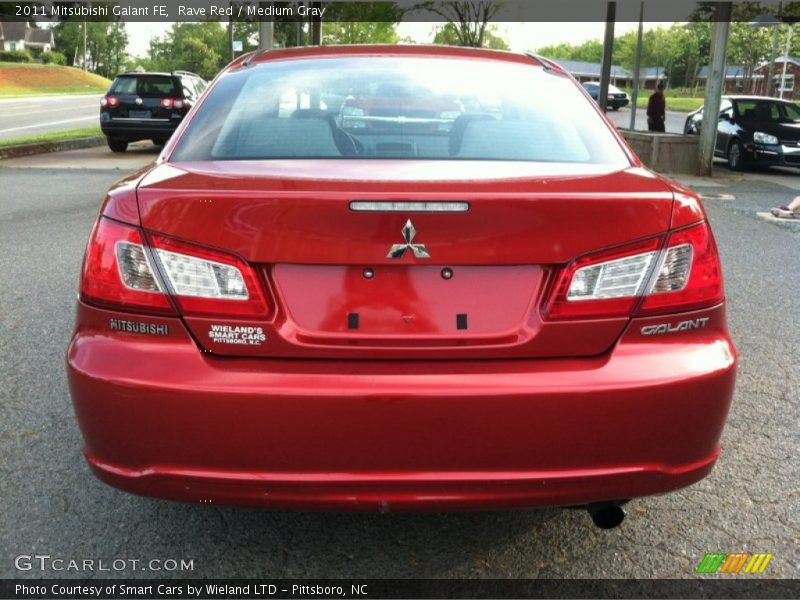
[67,45,736,528]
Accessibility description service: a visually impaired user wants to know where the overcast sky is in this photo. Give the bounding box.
[124,21,669,57]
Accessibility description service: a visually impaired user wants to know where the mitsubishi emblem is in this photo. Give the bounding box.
[387,219,430,259]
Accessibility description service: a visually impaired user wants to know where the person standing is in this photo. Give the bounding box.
[647,81,666,132]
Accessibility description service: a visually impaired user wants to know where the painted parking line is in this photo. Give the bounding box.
[0,115,97,135]
[0,94,101,103]
[756,211,800,225]
[699,193,736,201]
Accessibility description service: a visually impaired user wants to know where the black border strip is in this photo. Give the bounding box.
[1,579,799,600]
[0,1,797,23]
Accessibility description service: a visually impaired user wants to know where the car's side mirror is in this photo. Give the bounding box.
[719,113,731,122]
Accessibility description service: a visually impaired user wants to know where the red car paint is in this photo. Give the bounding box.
[67,45,736,512]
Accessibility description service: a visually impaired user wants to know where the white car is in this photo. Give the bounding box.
[582,82,630,110]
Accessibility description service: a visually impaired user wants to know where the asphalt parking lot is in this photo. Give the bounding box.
[0,145,797,580]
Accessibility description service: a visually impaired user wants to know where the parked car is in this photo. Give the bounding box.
[684,95,800,170]
[339,81,464,135]
[582,81,630,110]
[68,46,736,527]
[99,70,207,152]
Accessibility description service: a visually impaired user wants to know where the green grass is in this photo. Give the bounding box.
[0,62,110,97]
[624,86,706,112]
[0,127,102,148]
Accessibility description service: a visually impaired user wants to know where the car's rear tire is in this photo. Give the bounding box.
[107,138,128,153]
[727,139,745,171]
[611,105,619,111]
[151,137,168,146]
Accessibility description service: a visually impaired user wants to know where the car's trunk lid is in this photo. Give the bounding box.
[137,160,674,359]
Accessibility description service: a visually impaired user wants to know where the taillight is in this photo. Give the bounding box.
[80,217,269,318]
[148,234,269,318]
[636,221,723,315]
[100,95,119,108]
[545,221,723,320]
[80,218,175,315]
[160,98,189,110]
[545,237,662,319]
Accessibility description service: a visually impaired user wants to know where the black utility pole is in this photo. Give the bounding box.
[598,2,616,112]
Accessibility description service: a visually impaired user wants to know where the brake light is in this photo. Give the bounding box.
[80,218,175,315]
[636,221,723,315]
[80,217,269,318]
[545,221,723,320]
[100,95,119,108]
[545,237,662,319]
[148,234,269,318]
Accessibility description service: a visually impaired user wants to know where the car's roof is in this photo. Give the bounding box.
[117,72,200,78]
[235,44,545,69]
[724,94,795,103]
[117,72,176,77]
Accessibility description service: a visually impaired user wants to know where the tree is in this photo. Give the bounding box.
[148,22,227,80]
[322,2,404,45]
[323,22,400,44]
[422,0,502,48]
[537,39,603,63]
[228,2,307,51]
[432,22,509,49]
[51,19,128,77]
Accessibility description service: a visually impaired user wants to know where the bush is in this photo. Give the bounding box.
[41,51,66,66]
[0,49,33,63]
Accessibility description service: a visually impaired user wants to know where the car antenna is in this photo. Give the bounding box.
[242,48,270,68]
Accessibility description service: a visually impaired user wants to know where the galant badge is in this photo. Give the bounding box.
[387,219,431,259]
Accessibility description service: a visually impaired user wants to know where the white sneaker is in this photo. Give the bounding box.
[771,207,799,219]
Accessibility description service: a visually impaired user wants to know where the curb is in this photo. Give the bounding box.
[0,136,105,160]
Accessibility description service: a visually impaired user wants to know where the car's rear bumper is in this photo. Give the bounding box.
[101,118,178,140]
[67,302,736,511]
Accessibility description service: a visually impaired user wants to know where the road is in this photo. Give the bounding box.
[0,94,100,141]
[608,106,686,134]
[0,147,797,581]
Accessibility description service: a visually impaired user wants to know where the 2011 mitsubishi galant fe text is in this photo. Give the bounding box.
[67,46,737,527]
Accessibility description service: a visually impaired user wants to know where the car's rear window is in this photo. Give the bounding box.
[111,75,178,97]
[171,56,630,165]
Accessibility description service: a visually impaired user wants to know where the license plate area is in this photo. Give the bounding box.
[271,264,541,337]
[128,110,152,119]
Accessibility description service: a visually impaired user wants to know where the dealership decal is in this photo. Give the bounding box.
[109,319,169,336]
[640,317,709,336]
[208,324,266,346]
[696,552,774,574]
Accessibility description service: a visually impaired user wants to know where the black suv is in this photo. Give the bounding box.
[100,71,207,152]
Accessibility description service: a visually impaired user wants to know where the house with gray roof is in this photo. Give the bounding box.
[547,59,667,89]
[0,22,55,53]
[695,64,764,94]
